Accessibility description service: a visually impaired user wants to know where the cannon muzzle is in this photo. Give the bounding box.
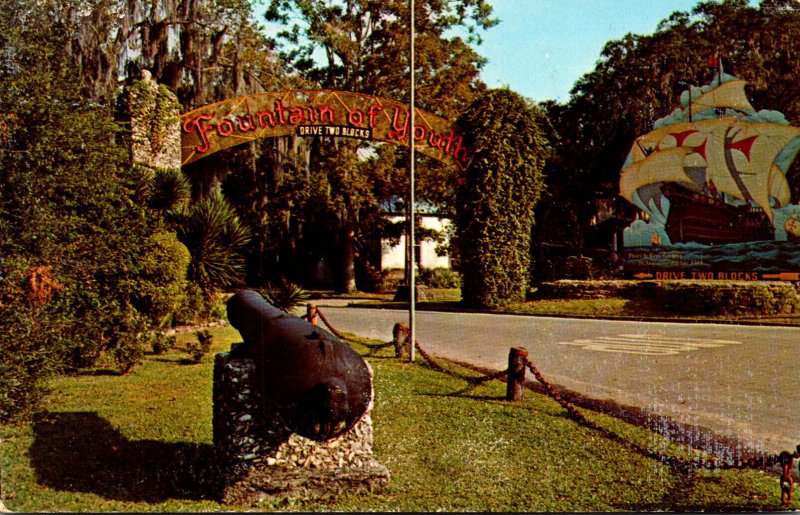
[226,289,372,441]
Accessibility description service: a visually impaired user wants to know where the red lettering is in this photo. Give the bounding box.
[428,131,445,149]
[236,114,257,132]
[274,100,287,125]
[368,103,384,128]
[413,125,426,141]
[348,109,365,126]
[388,108,409,141]
[217,118,235,136]
[257,110,276,128]
[444,130,458,154]
[451,134,470,164]
[182,113,215,153]
[289,107,305,124]
[319,106,335,124]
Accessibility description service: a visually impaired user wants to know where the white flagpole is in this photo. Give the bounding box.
[409,0,416,362]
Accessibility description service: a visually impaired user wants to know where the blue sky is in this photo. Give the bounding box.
[477,0,757,103]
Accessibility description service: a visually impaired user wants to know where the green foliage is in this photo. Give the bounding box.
[176,193,253,294]
[147,167,192,213]
[0,300,56,423]
[656,281,800,316]
[259,279,310,312]
[419,268,462,289]
[186,330,214,363]
[176,284,226,325]
[132,231,191,329]
[455,89,551,308]
[253,0,497,290]
[148,332,177,355]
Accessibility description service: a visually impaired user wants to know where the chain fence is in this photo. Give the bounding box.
[310,305,785,476]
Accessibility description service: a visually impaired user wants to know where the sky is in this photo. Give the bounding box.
[477,0,756,103]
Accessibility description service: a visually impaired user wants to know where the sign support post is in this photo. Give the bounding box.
[408,0,416,362]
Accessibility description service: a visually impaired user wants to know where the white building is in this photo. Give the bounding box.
[380,214,451,270]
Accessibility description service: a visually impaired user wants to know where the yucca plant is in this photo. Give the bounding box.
[148,167,191,212]
[260,278,310,313]
[177,193,253,293]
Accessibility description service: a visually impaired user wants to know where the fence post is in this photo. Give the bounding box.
[506,347,528,402]
[307,303,318,326]
[392,322,411,359]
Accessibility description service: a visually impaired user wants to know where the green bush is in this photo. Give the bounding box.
[260,279,310,312]
[149,331,177,355]
[419,268,462,289]
[132,231,191,329]
[455,89,550,308]
[176,284,225,325]
[176,193,253,294]
[0,303,55,423]
[187,330,213,363]
[656,281,800,316]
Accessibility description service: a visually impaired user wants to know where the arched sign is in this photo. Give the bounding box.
[180,90,470,170]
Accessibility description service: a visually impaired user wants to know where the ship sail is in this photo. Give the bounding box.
[619,72,800,244]
[688,79,754,115]
[620,146,695,203]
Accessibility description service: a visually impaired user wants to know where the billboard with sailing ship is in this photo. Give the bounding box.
[619,69,800,281]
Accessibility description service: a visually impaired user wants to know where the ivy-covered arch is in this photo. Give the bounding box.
[180,90,469,169]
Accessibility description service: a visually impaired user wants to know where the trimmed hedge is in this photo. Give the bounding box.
[535,280,800,316]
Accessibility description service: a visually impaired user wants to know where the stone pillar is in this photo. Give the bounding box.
[212,352,390,506]
[120,70,182,171]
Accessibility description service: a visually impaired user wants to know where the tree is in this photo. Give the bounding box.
[455,89,550,308]
[262,0,496,291]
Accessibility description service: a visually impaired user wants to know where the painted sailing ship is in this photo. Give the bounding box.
[619,71,800,245]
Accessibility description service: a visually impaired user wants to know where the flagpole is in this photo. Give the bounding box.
[408,0,416,362]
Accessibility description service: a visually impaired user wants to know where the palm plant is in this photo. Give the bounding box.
[177,193,253,293]
[148,167,191,213]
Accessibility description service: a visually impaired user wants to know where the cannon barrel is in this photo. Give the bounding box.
[226,289,372,441]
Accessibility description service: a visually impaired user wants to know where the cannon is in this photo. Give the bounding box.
[226,289,373,442]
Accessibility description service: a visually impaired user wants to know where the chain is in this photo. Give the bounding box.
[314,307,394,350]
[310,308,782,474]
[523,357,778,472]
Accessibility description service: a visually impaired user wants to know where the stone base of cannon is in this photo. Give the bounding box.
[213,351,390,507]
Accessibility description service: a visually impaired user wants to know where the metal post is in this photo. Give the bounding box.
[408,0,416,362]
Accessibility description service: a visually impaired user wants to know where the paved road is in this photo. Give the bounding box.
[316,303,800,455]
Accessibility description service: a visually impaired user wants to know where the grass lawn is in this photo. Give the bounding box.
[0,324,791,512]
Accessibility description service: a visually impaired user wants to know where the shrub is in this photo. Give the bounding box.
[149,332,177,355]
[260,279,310,312]
[455,89,550,308]
[132,231,191,329]
[0,303,56,423]
[419,268,462,289]
[177,284,226,325]
[187,330,214,363]
[655,281,800,316]
[176,193,253,294]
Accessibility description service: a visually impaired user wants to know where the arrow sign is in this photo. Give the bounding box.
[634,272,654,279]
[761,272,800,281]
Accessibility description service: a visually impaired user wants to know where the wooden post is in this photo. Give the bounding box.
[506,347,529,402]
[306,303,318,326]
[392,322,411,359]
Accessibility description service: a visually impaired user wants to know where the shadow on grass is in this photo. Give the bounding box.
[30,411,220,503]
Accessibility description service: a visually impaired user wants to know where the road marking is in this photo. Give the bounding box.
[557,334,741,356]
